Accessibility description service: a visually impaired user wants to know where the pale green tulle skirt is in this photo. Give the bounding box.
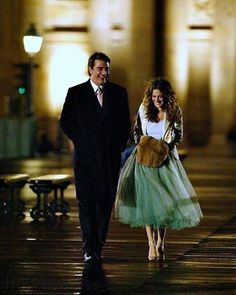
[115,148,203,229]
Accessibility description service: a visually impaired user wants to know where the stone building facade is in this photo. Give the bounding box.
[0,0,235,154]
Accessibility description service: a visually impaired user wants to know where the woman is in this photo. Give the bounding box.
[115,77,203,261]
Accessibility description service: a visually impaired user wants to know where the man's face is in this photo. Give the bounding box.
[89,59,110,86]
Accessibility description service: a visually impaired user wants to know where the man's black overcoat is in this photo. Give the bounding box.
[60,80,131,203]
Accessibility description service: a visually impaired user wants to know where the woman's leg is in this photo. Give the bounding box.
[145,225,156,260]
[156,227,166,260]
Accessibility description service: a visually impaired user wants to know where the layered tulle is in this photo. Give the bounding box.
[115,148,203,229]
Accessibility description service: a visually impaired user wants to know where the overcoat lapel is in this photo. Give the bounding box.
[84,81,101,108]
[102,87,109,115]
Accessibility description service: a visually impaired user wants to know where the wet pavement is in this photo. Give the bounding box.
[0,142,236,294]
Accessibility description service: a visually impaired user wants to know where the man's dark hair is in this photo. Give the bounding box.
[88,52,111,75]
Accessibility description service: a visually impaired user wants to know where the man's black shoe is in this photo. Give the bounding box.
[95,253,104,263]
[84,253,102,264]
[84,253,94,263]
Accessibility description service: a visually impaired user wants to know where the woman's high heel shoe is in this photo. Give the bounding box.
[156,241,165,261]
[148,241,157,261]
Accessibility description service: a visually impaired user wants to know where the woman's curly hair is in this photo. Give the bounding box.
[143,77,179,123]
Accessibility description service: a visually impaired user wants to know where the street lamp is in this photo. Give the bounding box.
[23,23,43,116]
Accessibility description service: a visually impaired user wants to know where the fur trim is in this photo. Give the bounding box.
[136,136,169,167]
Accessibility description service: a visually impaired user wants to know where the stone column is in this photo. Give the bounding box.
[185,28,212,146]
[211,0,236,138]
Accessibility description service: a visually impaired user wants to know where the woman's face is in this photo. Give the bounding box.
[152,89,164,109]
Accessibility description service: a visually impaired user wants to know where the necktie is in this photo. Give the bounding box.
[96,87,103,106]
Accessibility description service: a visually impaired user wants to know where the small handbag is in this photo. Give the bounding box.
[136,135,169,167]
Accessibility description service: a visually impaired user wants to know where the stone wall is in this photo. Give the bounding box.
[1,0,236,150]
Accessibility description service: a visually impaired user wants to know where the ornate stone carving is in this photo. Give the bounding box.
[188,0,215,26]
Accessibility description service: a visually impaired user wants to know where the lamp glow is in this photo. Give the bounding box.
[23,23,43,56]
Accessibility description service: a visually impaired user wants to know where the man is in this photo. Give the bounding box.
[60,52,131,264]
